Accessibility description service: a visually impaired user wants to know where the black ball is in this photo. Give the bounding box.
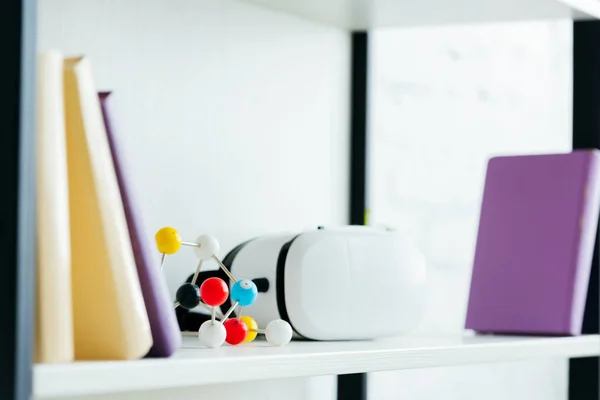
[175,283,201,310]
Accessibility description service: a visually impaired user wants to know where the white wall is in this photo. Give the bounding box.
[38,0,349,309]
[38,0,347,399]
[368,21,572,399]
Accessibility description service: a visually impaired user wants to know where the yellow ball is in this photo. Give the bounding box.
[240,316,258,343]
[155,227,182,255]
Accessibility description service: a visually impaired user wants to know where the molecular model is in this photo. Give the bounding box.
[155,227,292,348]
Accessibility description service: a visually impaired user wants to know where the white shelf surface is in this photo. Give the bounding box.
[34,333,600,399]
[238,0,600,29]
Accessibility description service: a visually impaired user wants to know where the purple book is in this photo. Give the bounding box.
[465,151,600,335]
[99,92,181,356]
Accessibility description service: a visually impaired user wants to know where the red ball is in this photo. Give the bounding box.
[200,277,229,307]
[224,319,248,345]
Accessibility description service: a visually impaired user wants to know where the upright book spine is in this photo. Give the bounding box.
[36,51,74,363]
[570,149,600,334]
[65,57,152,360]
[99,92,181,357]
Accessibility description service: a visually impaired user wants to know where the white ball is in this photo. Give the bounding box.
[265,319,292,346]
[193,235,220,260]
[199,320,226,348]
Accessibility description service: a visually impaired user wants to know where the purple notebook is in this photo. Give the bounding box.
[99,92,181,356]
[465,151,600,335]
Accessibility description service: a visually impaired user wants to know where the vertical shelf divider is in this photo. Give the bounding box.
[570,19,600,400]
[342,30,369,400]
[0,0,37,399]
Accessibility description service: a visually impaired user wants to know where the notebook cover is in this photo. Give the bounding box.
[35,51,74,363]
[99,91,181,357]
[64,57,152,360]
[465,151,600,335]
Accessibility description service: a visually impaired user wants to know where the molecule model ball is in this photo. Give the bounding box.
[175,283,201,309]
[224,319,248,345]
[199,320,226,348]
[239,316,258,343]
[230,279,258,307]
[193,235,220,261]
[155,227,182,254]
[266,319,292,346]
[200,277,229,307]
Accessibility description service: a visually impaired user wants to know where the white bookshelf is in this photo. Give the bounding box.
[26,1,600,400]
[238,0,600,29]
[34,333,600,399]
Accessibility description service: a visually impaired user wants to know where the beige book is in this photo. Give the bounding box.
[64,57,152,360]
[36,51,74,363]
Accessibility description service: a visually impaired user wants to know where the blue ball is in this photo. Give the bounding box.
[231,279,258,306]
